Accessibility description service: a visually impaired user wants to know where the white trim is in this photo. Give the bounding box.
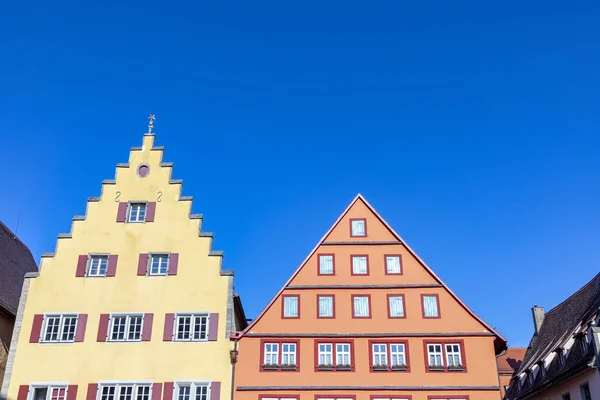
[40,313,80,343]
[107,313,145,342]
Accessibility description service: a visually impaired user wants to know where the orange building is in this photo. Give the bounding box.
[231,194,507,400]
[497,348,525,397]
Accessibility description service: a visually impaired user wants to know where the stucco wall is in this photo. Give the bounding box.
[531,368,600,400]
[0,308,15,389]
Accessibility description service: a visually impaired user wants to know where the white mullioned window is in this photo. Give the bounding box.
[264,343,279,365]
[128,203,147,223]
[29,385,68,400]
[423,295,439,317]
[390,343,406,366]
[353,296,370,317]
[283,296,299,318]
[318,343,333,365]
[88,255,108,277]
[175,314,209,341]
[372,343,388,366]
[350,219,366,236]
[427,344,444,366]
[42,314,78,343]
[388,296,405,317]
[98,384,151,400]
[109,314,143,341]
[318,296,334,318]
[372,398,411,400]
[336,343,351,365]
[385,256,401,274]
[175,383,209,400]
[351,256,368,275]
[319,255,334,275]
[445,343,462,366]
[149,254,169,275]
[281,343,297,366]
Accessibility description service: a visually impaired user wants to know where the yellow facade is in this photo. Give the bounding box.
[2,134,244,400]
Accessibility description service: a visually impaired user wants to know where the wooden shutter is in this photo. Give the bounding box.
[146,202,156,222]
[142,313,153,341]
[76,255,88,277]
[17,385,29,400]
[67,385,78,400]
[116,202,128,222]
[168,253,178,276]
[208,313,219,341]
[29,314,44,343]
[162,383,173,400]
[106,255,118,277]
[86,384,98,400]
[138,254,149,276]
[97,314,110,342]
[152,384,162,400]
[75,314,88,342]
[210,382,220,400]
[163,313,175,341]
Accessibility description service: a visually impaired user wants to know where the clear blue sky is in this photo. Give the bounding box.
[1,1,599,348]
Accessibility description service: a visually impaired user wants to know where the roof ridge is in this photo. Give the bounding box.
[0,220,33,255]
[543,272,600,316]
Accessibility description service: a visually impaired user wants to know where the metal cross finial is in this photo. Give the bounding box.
[148,114,156,134]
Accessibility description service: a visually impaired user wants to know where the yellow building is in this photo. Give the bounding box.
[1,129,247,400]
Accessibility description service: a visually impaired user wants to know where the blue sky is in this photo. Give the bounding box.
[1,0,599,347]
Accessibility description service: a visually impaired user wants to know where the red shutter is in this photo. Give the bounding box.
[67,385,78,400]
[168,253,178,276]
[210,382,220,400]
[142,313,153,341]
[86,384,98,400]
[208,313,219,341]
[138,254,149,276]
[76,255,88,277]
[75,314,88,342]
[29,314,44,343]
[17,385,29,400]
[146,202,156,222]
[163,313,174,341]
[116,202,128,222]
[97,314,110,342]
[162,383,173,400]
[152,383,162,400]
[106,255,118,277]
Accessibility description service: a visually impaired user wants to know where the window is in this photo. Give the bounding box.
[88,255,108,277]
[42,314,78,343]
[385,255,402,274]
[109,314,143,341]
[562,394,571,400]
[352,295,370,318]
[388,295,405,318]
[128,203,147,223]
[282,295,299,318]
[369,341,409,371]
[372,343,387,368]
[422,294,440,318]
[581,384,591,400]
[351,255,369,275]
[175,383,208,400]
[336,343,351,367]
[149,254,169,276]
[390,343,406,367]
[175,314,208,341]
[350,218,366,237]
[318,254,334,275]
[445,343,462,367]
[372,398,411,400]
[317,295,334,318]
[317,343,333,366]
[426,341,466,371]
[261,340,299,371]
[29,386,68,400]
[99,384,151,400]
[259,397,299,400]
[427,344,444,368]
[316,341,354,370]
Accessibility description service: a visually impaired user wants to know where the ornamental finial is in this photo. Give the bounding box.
[148,114,156,134]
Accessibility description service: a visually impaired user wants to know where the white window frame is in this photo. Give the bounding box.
[87,255,109,277]
[281,343,297,366]
[385,255,402,274]
[97,382,152,400]
[318,343,333,366]
[41,314,79,343]
[263,343,280,366]
[173,313,209,342]
[173,382,210,400]
[390,343,406,367]
[318,255,334,275]
[335,343,351,366]
[108,314,144,342]
[350,219,366,237]
[388,295,405,318]
[445,343,462,367]
[427,343,444,367]
[27,384,69,400]
[372,343,388,367]
[148,253,170,276]
[128,203,147,223]
[372,398,411,400]
[318,296,334,318]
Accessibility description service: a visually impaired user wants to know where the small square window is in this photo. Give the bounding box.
[149,254,169,275]
[109,314,143,341]
[318,295,334,318]
[318,254,334,275]
[351,256,368,275]
[41,314,78,343]
[350,219,366,237]
[87,255,108,277]
[174,313,209,341]
[283,295,299,318]
[385,255,402,274]
[388,295,405,318]
[352,295,370,318]
[128,203,147,223]
[422,295,440,318]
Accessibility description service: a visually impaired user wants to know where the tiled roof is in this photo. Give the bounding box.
[497,347,526,374]
[0,221,38,316]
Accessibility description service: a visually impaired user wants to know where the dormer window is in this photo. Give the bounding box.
[350,219,366,237]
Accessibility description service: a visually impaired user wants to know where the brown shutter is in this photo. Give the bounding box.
[162,383,173,400]
[116,202,128,222]
[76,255,88,277]
[163,313,175,341]
[146,202,156,222]
[138,254,149,276]
[97,314,110,342]
[142,313,153,341]
[29,314,44,343]
[86,384,98,400]
[168,253,178,276]
[75,314,88,342]
[106,255,118,277]
[17,385,29,400]
[67,385,78,400]
[152,383,162,400]
[208,313,219,341]
[210,382,220,400]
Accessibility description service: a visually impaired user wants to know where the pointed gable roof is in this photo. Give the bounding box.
[237,194,507,353]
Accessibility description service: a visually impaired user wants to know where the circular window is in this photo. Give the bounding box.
[137,164,150,178]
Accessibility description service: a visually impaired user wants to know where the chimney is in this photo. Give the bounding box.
[532,305,545,335]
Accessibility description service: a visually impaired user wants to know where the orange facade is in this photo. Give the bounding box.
[232,195,507,400]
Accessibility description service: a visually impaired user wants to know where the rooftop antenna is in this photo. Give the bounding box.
[15,212,21,236]
[148,114,156,134]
